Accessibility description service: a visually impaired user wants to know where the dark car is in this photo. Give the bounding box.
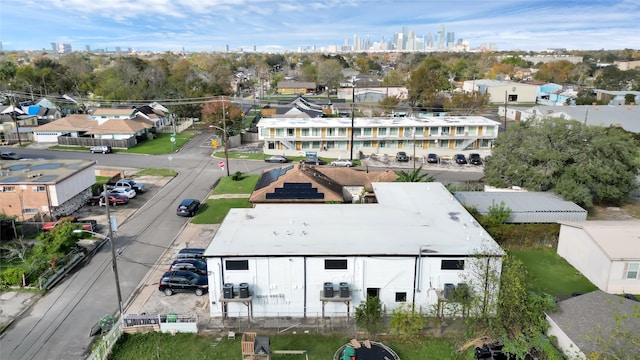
[0,151,21,160]
[299,158,325,165]
[176,199,200,217]
[395,151,409,162]
[158,270,208,296]
[170,259,208,275]
[454,154,467,165]
[264,155,289,163]
[177,247,205,260]
[468,153,482,165]
[426,153,439,164]
[90,145,112,154]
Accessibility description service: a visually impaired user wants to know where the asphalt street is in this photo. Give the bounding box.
[0,133,482,359]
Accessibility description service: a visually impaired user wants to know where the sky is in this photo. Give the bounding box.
[1,0,639,53]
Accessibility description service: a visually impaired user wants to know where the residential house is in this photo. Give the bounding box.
[462,79,539,104]
[537,83,577,106]
[614,60,640,71]
[260,96,331,118]
[453,191,587,223]
[275,81,317,95]
[0,159,96,221]
[546,290,640,359]
[502,105,640,133]
[594,89,640,105]
[204,182,505,319]
[557,221,640,294]
[249,164,398,204]
[23,99,64,125]
[257,115,500,159]
[0,105,38,143]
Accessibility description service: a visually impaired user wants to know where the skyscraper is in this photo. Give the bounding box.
[438,24,445,50]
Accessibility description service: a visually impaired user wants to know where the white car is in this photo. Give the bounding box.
[330,159,354,167]
[105,187,137,199]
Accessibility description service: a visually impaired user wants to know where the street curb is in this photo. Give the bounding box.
[0,293,43,337]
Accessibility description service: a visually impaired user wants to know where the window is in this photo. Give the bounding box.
[261,128,269,137]
[441,260,464,270]
[395,292,407,302]
[287,128,295,136]
[312,128,321,136]
[378,128,387,136]
[338,128,347,136]
[508,94,518,102]
[389,128,398,135]
[429,126,439,136]
[441,127,450,135]
[415,127,424,137]
[33,186,46,192]
[363,128,372,136]
[23,208,38,215]
[301,128,310,137]
[275,128,284,136]
[326,128,336,137]
[627,263,639,280]
[324,259,347,270]
[225,260,249,270]
[456,126,465,135]
[1,186,15,192]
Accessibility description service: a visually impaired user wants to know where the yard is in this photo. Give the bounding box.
[108,332,474,360]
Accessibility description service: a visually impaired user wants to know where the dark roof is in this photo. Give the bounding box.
[547,290,640,355]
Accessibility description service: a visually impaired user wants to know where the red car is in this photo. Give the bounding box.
[99,194,129,206]
[42,216,77,231]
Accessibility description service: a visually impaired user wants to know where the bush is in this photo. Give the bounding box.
[1,267,24,286]
[354,296,384,335]
[231,171,244,181]
[388,303,428,341]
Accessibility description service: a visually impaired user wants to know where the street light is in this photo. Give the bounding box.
[74,187,123,318]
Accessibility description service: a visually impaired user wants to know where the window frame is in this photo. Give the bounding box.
[225,259,249,271]
[626,262,639,280]
[441,259,465,270]
[324,259,348,270]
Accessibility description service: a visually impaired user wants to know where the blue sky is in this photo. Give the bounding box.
[1,0,638,52]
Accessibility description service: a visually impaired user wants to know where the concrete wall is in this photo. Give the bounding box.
[546,315,586,359]
[557,226,611,292]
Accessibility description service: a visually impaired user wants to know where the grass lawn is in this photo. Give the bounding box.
[191,198,252,224]
[108,332,473,360]
[134,168,178,177]
[121,132,195,155]
[508,248,597,296]
[212,174,259,194]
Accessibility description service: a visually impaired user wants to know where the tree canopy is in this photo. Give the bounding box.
[484,118,640,208]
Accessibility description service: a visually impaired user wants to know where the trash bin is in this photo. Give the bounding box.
[167,313,177,323]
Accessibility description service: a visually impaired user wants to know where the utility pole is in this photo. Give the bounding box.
[221,97,230,177]
[9,92,22,146]
[503,90,508,132]
[103,185,124,318]
[350,83,355,161]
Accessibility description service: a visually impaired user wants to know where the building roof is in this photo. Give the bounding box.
[205,182,504,257]
[276,81,317,89]
[256,115,500,129]
[547,290,640,355]
[0,159,96,184]
[91,108,137,117]
[559,220,640,260]
[85,118,153,134]
[453,191,587,222]
[467,79,540,88]
[34,114,99,132]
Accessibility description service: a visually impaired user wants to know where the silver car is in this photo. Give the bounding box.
[330,159,354,167]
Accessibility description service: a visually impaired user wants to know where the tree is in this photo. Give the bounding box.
[317,59,343,96]
[388,303,428,341]
[406,59,448,108]
[444,92,490,115]
[201,99,244,136]
[484,118,640,208]
[354,296,384,335]
[394,166,434,182]
[36,222,81,256]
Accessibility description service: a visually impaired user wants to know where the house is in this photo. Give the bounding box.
[462,79,539,104]
[275,81,317,95]
[557,221,640,294]
[536,83,577,106]
[0,159,96,221]
[23,99,64,125]
[32,107,155,148]
[593,89,640,105]
[249,164,398,204]
[257,115,500,159]
[204,182,505,319]
[453,191,587,223]
[546,290,640,359]
[502,105,640,133]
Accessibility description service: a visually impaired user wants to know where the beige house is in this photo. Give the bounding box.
[462,79,539,104]
[557,221,640,294]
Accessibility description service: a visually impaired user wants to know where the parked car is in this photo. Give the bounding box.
[42,216,78,231]
[0,151,21,160]
[395,151,409,162]
[90,145,112,154]
[426,153,439,164]
[158,270,208,296]
[105,187,137,199]
[113,179,145,193]
[299,158,326,165]
[99,193,129,206]
[454,154,467,164]
[42,216,97,232]
[169,259,208,275]
[176,199,200,217]
[468,153,483,165]
[264,155,289,163]
[176,248,205,260]
[330,159,354,167]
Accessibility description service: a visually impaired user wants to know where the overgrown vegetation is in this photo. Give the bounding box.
[354,296,384,336]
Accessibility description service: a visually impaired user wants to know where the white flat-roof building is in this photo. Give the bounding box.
[204,182,504,319]
[257,115,500,158]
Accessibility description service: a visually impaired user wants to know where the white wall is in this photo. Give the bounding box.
[546,315,586,359]
[49,166,96,206]
[557,226,610,291]
[607,261,640,294]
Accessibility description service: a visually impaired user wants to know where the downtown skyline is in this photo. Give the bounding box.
[1,0,639,53]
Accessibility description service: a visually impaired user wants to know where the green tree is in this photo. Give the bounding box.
[406,59,448,108]
[354,296,384,335]
[485,201,512,226]
[317,59,343,96]
[443,92,490,115]
[394,166,434,182]
[388,303,428,342]
[484,118,640,208]
[36,222,81,256]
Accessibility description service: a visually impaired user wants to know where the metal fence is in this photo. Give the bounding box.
[86,319,123,360]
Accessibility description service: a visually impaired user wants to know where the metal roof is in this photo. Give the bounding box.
[205,182,504,258]
[453,192,587,223]
[256,115,500,129]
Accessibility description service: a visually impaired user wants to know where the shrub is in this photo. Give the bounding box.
[388,303,428,341]
[231,171,244,181]
[1,267,24,286]
[354,296,384,335]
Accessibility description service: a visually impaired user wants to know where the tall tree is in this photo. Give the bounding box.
[317,59,343,95]
[406,59,448,107]
[444,92,490,115]
[484,118,640,208]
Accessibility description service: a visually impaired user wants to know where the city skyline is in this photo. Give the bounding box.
[1,0,639,53]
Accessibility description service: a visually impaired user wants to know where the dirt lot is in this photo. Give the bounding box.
[588,198,640,220]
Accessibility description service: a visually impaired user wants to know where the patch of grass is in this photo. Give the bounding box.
[108,332,472,360]
[122,132,195,155]
[134,168,178,177]
[191,198,252,224]
[508,248,597,296]
[212,174,259,194]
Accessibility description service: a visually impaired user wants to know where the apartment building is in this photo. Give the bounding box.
[257,115,500,157]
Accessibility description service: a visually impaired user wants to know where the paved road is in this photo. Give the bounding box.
[0,135,482,359]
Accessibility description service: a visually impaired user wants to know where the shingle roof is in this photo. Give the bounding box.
[249,164,345,203]
[33,114,98,131]
[84,118,153,135]
[547,290,640,355]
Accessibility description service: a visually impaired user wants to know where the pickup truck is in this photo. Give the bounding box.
[42,217,98,232]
